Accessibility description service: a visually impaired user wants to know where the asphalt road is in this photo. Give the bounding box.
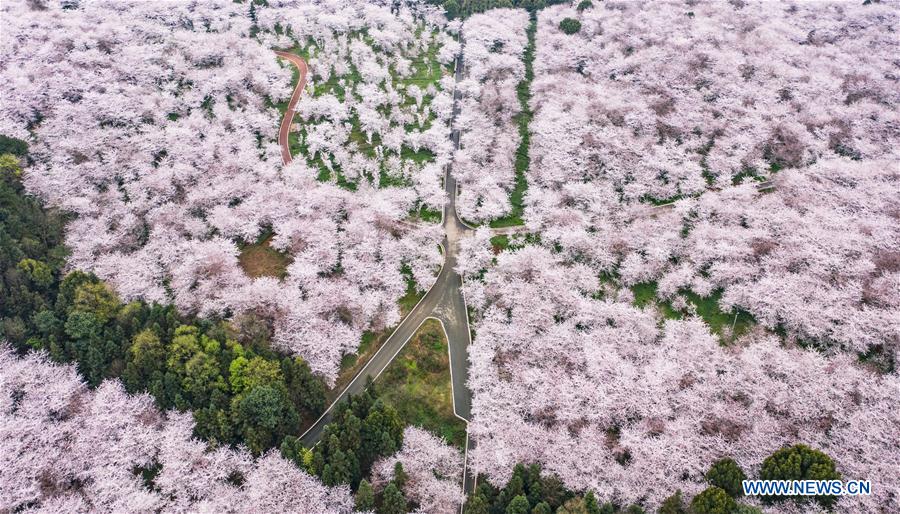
[297,162,475,446]
[290,46,474,421]
[278,44,478,499]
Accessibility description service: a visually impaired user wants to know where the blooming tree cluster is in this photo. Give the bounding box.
[0,0,443,381]
[257,1,456,213]
[639,159,898,356]
[0,345,353,513]
[452,2,900,508]
[530,1,898,202]
[456,245,900,511]
[371,426,464,514]
[521,1,900,355]
[453,9,530,222]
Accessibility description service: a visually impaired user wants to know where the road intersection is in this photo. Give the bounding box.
[275,48,479,495]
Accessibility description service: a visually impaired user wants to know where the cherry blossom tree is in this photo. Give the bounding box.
[371,426,464,514]
[461,244,900,511]
[522,0,899,356]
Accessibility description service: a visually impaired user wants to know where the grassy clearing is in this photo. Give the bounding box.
[398,29,447,89]
[329,267,425,401]
[377,318,467,449]
[411,204,442,223]
[631,282,682,321]
[488,13,536,229]
[630,282,754,343]
[238,235,292,279]
[489,233,540,255]
[490,235,510,253]
[684,289,755,340]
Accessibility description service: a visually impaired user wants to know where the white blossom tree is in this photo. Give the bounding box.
[371,427,464,514]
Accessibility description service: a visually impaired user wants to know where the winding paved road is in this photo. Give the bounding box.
[274,51,308,166]
[275,47,478,498]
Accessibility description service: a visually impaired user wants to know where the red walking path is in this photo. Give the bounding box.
[274,51,308,165]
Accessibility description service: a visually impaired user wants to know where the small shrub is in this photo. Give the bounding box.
[706,458,747,497]
[691,487,737,514]
[577,0,594,11]
[760,444,841,508]
[559,18,582,35]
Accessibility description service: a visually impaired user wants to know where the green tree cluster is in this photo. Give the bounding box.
[705,458,746,498]
[464,463,655,514]
[282,382,403,492]
[1,143,68,348]
[0,134,28,157]
[664,458,750,514]
[373,463,411,514]
[760,444,841,508]
[689,487,736,514]
[660,453,845,514]
[465,463,647,514]
[427,0,569,19]
[559,18,582,35]
[50,271,325,455]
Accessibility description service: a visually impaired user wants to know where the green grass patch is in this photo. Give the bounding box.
[630,282,755,342]
[731,167,766,186]
[287,129,303,160]
[640,193,686,206]
[377,318,467,449]
[411,204,442,223]
[348,119,380,158]
[238,235,292,279]
[488,13,536,229]
[398,264,426,314]
[490,235,510,252]
[630,282,682,320]
[401,146,435,164]
[683,289,754,341]
[489,233,540,255]
[631,282,659,308]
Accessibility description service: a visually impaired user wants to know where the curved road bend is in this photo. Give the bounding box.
[274,51,309,165]
[297,169,474,445]
[278,48,478,495]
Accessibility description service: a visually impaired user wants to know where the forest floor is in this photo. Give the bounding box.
[238,234,292,279]
[376,318,468,449]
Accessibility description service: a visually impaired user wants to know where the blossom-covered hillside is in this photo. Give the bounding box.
[525,0,900,357]
[2,0,899,513]
[258,2,457,213]
[0,0,443,381]
[453,9,530,222]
